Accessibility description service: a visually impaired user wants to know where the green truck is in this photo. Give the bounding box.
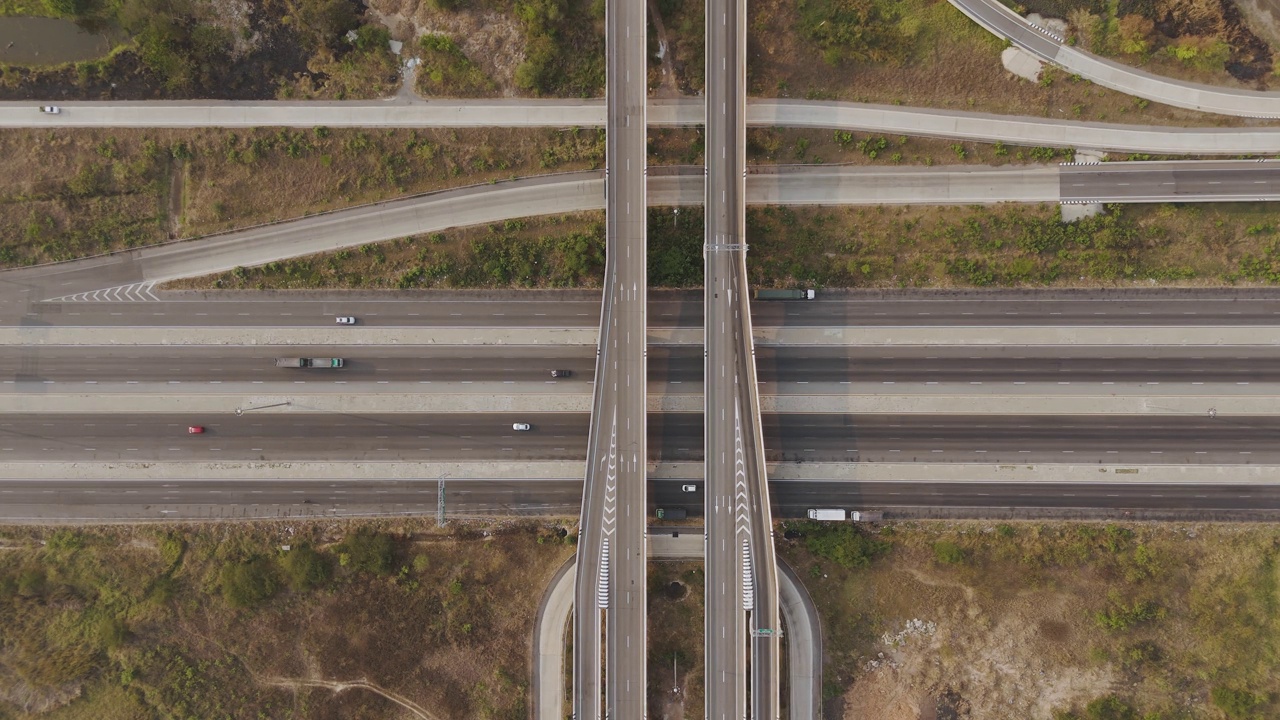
[656,508,687,520]
[275,357,344,368]
[753,289,815,300]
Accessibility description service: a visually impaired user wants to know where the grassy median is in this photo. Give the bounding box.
[779,519,1280,720]
[0,519,575,719]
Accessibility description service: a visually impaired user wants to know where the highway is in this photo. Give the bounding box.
[9,411,1280,465]
[571,0,650,711]
[4,478,1280,523]
[947,0,1280,117]
[13,289,1280,328]
[10,345,1280,384]
[1060,161,1280,203]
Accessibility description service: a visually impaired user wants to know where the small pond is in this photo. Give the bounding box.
[0,16,115,66]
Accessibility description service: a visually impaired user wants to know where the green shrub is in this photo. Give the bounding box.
[789,521,890,568]
[1211,687,1266,719]
[279,543,332,591]
[219,557,280,608]
[337,529,395,574]
[1095,597,1164,631]
[933,540,965,564]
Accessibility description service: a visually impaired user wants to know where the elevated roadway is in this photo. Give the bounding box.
[571,0,649,711]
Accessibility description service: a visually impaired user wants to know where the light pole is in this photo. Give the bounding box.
[235,401,291,416]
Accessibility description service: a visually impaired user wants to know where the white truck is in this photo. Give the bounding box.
[807,509,884,522]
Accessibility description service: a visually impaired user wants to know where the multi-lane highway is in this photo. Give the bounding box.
[11,345,1280,384]
[14,289,1280,328]
[13,412,1277,464]
[7,478,1280,523]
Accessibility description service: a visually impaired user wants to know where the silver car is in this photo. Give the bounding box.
[335,316,357,324]
[40,106,60,114]
[513,423,532,431]
[681,484,698,492]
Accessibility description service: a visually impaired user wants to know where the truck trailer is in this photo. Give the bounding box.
[275,357,344,368]
[754,289,815,300]
[656,508,687,520]
[807,508,846,521]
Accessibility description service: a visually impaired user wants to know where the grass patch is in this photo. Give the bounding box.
[780,521,1280,719]
[166,213,608,291]
[647,562,704,716]
[0,126,604,268]
[742,202,1280,289]
[415,33,497,97]
[747,0,1252,127]
[0,519,574,718]
[173,202,1280,291]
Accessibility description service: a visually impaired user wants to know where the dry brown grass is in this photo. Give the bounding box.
[745,0,1272,128]
[647,562,705,718]
[779,520,1280,720]
[0,519,576,720]
[0,126,603,268]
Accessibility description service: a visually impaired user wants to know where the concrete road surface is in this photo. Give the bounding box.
[12,98,1280,156]
[572,0,650,712]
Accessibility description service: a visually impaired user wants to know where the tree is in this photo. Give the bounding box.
[337,529,394,574]
[279,543,332,591]
[1116,14,1154,55]
[43,0,89,16]
[219,557,280,608]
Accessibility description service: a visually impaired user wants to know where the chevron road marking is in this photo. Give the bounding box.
[46,281,160,303]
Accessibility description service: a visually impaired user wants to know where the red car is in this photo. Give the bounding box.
[187,426,205,434]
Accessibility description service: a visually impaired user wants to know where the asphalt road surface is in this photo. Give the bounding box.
[11,345,1280,384]
[1061,162,1280,203]
[13,290,1280,328]
[3,479,1279,522]
[8,413,1280,464]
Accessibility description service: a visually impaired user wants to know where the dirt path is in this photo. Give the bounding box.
[263,676,441,720]
[646,0,681,98]
[166,158,185,239]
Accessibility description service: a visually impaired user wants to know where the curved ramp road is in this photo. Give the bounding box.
[949,0,1280,117]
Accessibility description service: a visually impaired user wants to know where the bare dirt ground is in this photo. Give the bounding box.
[778,520,1280,720]
[367,0,525,95]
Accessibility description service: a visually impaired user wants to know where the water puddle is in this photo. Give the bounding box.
[0,16,116,66]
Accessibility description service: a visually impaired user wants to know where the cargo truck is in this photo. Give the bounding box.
[807,508,846,521]
[754,289,815,300]
[656,508,687,520]
[851,511,884,522]
[275,357,344,368]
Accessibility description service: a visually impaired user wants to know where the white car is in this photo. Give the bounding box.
[40,106,60,114]
[513,422,532,431]
[335,316,356,324]
[681,484,698,492]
